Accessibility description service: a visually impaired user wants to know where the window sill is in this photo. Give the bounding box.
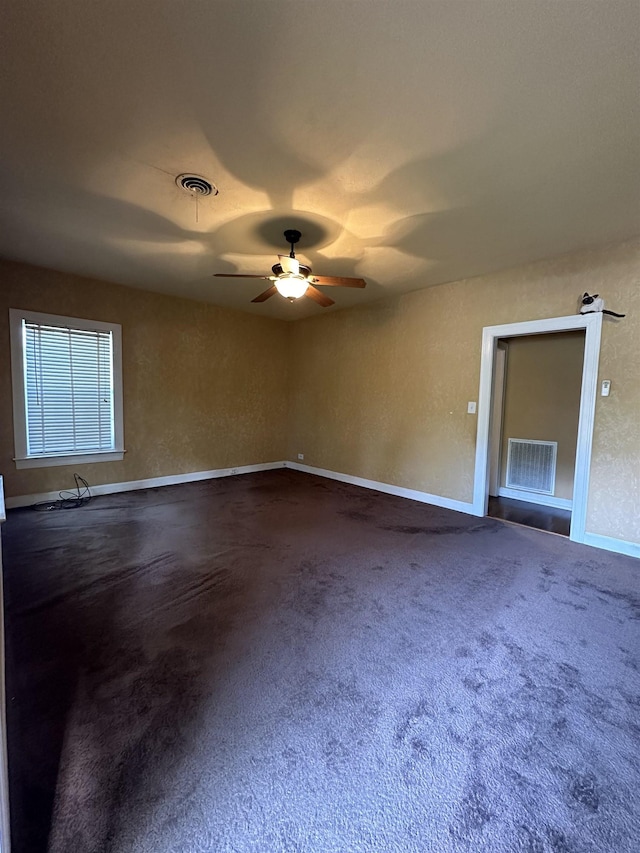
[14,451,125,470]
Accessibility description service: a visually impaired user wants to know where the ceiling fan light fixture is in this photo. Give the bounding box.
[274,274,308,300]
[213,228,365,308]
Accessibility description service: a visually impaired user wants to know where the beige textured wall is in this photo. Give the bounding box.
[289,237,640,544]
[0,259,290,499]
[500,332,584,500]
[2,238,638,545]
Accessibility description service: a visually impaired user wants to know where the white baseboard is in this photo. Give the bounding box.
[285,461,477,516]
[497,486,572,511]
[4,461,286,509]
[582,532,640,560]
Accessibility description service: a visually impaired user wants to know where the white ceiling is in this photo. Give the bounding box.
[1,1,639,320]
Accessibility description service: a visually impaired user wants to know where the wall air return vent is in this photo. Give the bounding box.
[505,438,557,495]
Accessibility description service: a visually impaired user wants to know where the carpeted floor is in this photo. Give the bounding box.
[2,469,639,852]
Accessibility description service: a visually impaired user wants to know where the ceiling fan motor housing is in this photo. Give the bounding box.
[272,262,312,278]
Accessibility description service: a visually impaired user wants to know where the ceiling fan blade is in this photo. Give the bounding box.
[214,273,272,279]
[251,285,278,303]
[278,255,300,275]
[309,275,367,288]
[305,284,335,308]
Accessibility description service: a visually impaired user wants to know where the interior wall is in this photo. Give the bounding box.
[2,238,638,546]
[499,331,585,501]
[288,237,640,545]
[0,259,290,499]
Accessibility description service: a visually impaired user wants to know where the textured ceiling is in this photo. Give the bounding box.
[1,1,639,320]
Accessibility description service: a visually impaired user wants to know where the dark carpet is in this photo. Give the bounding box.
[2,469,639,852]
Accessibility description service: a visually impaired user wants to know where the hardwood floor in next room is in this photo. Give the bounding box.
[488,495,571,537]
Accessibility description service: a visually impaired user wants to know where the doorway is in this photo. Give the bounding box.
[472,312,603,545]
[486,330,585,537]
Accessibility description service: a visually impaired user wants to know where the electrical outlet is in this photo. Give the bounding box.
[297,453,304,461]
[467,401,477,414]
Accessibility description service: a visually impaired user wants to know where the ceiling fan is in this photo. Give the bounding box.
[214,229,366,307]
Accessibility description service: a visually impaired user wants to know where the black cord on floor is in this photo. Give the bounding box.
[32,474,92,511]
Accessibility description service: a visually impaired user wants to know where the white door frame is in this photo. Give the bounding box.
[472,313,603,543]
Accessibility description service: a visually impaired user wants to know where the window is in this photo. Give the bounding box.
[10,309,124,469]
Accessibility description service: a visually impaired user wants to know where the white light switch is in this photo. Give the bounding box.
[601,380,611,397]
[467,401,477,414]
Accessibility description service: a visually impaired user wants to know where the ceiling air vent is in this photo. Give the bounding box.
[175,174,218,196]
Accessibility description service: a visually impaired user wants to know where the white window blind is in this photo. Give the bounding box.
[10,309,124,469]
[24,321,115,456]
